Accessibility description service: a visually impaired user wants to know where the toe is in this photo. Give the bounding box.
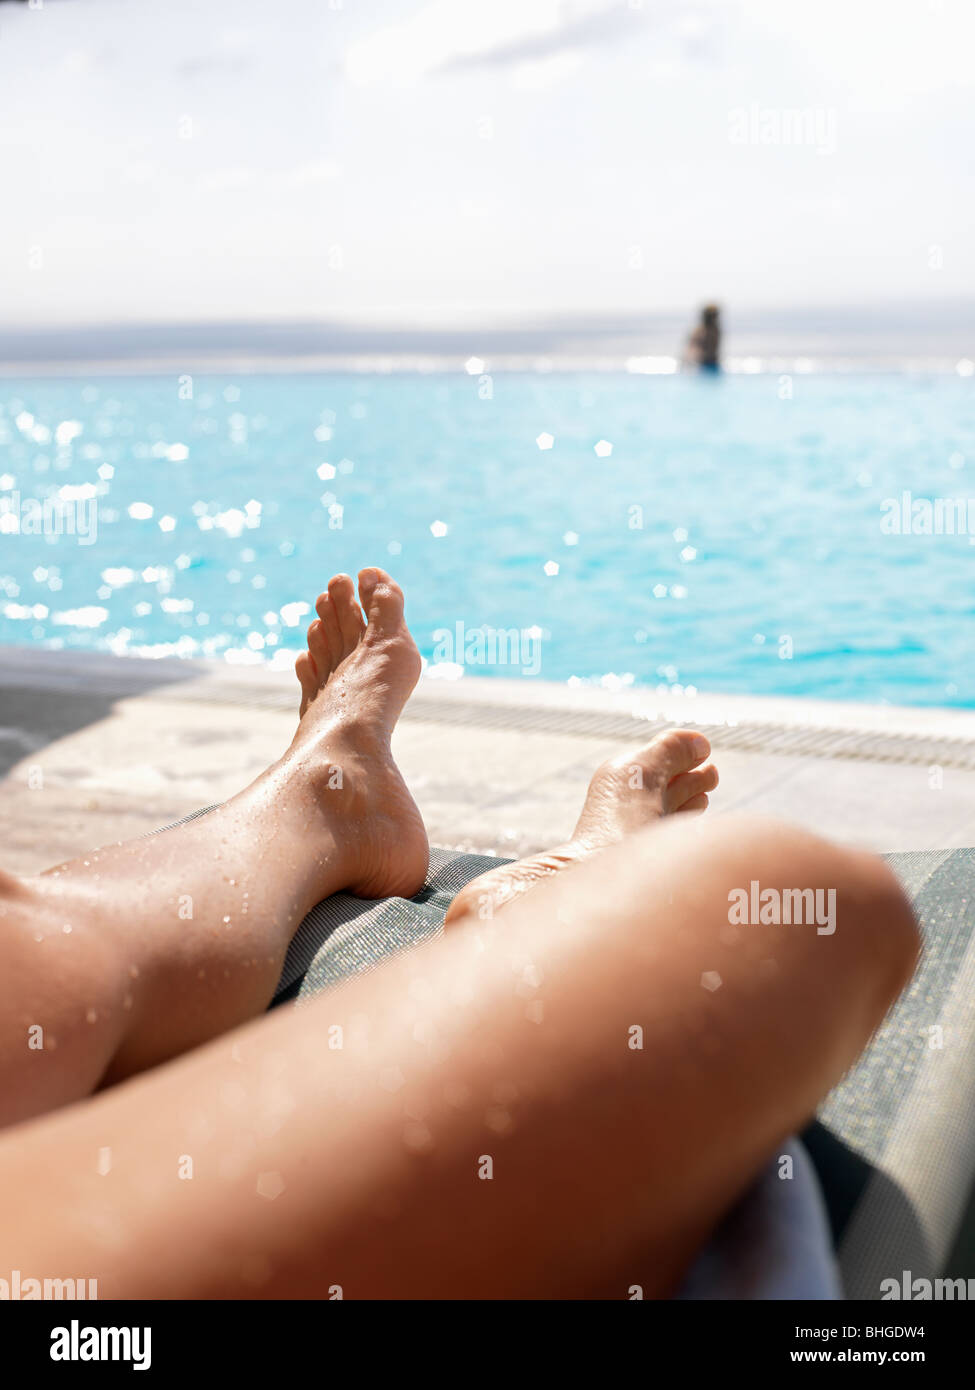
[328,573,366,656]
[357,566,380,612]
[666,763,719,811]
[306,617,331,683]
[295,651,318,705]
[676,792,709,814]
[625,728,710,784]
[314,590,344,662]
[656,728,711,771]
[359,566,405,634]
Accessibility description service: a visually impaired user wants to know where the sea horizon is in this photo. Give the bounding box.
[2,299,973,378]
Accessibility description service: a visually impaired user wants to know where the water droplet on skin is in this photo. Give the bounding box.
[62,924,72,934]
[86,1009,98,1024]
[403,1122,433,1154]
[129,965,139,978]
[486,1106,513,1135]
[223,915,231,925]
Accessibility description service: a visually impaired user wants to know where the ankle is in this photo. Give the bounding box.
[285,736,380,813]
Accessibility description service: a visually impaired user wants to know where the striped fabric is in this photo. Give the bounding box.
[270,846,500,1003]
[824,849,975,1297]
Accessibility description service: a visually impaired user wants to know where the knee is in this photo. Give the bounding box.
[716,815,921,1004]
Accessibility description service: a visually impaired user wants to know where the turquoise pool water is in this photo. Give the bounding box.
[1,371,974,706]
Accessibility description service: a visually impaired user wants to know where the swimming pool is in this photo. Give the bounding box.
[1,371,974,707]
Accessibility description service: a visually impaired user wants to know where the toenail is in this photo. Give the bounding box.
[691,735,709,757]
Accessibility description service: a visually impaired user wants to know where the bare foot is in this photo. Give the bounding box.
[444,729,717,925]
[288,567,429,899]
[571,729,717,850]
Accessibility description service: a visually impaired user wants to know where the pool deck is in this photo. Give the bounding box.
[3,645,975,875]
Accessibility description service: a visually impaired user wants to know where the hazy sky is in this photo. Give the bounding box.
[2,0,973,328]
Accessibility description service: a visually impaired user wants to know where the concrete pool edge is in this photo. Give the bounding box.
[4,643,975,873]
[5,643,975,768]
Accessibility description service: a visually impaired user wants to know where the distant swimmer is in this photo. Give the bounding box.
[684,303,722,373]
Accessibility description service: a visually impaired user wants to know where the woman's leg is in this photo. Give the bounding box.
[0,569,428,1127]
[0,810,919,1299]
